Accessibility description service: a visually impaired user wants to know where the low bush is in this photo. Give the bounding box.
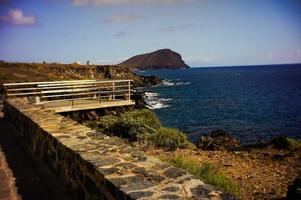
[86,120,98,129]
[120,109,161,129]
[98,115,118,133]
[148,127,192,150]
[85,109,195,150]
[167,155,238,195]
[107,109,160,140]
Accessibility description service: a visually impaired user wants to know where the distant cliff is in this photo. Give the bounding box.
[119,49,189,70]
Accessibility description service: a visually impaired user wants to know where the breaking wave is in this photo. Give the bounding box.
[144,92,171,109]
[162,80,191,86]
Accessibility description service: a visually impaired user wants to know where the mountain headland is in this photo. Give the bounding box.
[119,49,189,70]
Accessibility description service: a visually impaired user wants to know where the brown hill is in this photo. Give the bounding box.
[0,62,162,87]
[119,49,189,70]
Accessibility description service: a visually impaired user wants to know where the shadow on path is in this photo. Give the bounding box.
[0,116,72,200]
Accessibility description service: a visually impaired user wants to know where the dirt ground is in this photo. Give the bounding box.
[144,147,301,200]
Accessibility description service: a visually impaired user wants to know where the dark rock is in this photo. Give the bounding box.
[109,174,145,187]
[243,136,301,151]
[132,167,147,174]
[137,156,147,162]
[122,181,157,191]
[94,157,121,167]
[287,176,301,200]
[268,136,292,150]
[130,150,144,158]
[163,186,180,192]
[131,91,147,108]
[159,194,180,199]
[86,111,98,121]
[119,49,189,70]
[128,191,154,199]
[115,162,137,169]
[190,185,211,197]
[163,167,186,178]
[148,175,165,183]
[99,167,119,176]
[197,130,240,151]
[140,75,163,87]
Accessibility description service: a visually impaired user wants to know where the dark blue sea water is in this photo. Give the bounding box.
[138,64,301,144]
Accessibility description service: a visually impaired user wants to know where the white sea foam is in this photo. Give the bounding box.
[162,80,191,87]
[175,81,191,86]
[162,80,175,86]
[144,92,171,109]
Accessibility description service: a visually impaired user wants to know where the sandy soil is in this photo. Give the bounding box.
[144,147,301,200]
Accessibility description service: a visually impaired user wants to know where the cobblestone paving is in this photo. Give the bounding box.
[4,98,225,200]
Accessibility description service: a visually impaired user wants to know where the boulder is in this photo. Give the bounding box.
[131,91,147,108]
[268,136,294,150]
[287,176,301,200]
[198,130,240,151]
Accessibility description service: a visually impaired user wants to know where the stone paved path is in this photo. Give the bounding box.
[0,99,71,200]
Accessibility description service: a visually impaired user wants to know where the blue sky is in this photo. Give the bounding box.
[0,0,301,67]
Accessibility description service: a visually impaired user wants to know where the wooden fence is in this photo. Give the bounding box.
[3,80,134,105]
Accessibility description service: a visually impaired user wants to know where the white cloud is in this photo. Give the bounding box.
[294,49,301,60]
[114,31,126,36]
[186,55,214,63]
[258,52,274,61]
[160,24,194,32]
[0,9,37,26]
[104,14,144,23]
[72,0,197,6]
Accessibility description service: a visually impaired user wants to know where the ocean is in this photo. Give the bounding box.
[138,64,301,144]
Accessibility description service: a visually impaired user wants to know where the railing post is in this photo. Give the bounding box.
[112,82,115,100]
[35,85,41,104]
[98,83,100,102]
[71,86,74,106]
[128,81,131,100]
[94,83,97,100]
[3,85,7,100]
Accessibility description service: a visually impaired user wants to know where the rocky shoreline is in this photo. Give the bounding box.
[65,108,301,200]
[145,131,301,200]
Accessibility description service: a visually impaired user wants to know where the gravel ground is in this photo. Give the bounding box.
[145,147,301,200]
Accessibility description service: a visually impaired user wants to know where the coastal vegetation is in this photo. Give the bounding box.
[165,155,238,195]
[83,108,301,199]
[86,109,193,150]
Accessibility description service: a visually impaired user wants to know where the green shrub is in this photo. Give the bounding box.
[98,115,118,132]
[167,156,238,196]
[114,119,157,141]
[148,127,191,150]
[120,109,161,129]
[86,120,98,129]
[110,109,161,140]
[84,109,195,150]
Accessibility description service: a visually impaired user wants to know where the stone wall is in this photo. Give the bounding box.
[4,98,223,200]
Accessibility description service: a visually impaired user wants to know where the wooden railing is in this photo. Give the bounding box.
[3,80,134,105]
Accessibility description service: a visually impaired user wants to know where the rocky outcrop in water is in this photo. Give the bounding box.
[119,49,189,70]
[197,130,241,151]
